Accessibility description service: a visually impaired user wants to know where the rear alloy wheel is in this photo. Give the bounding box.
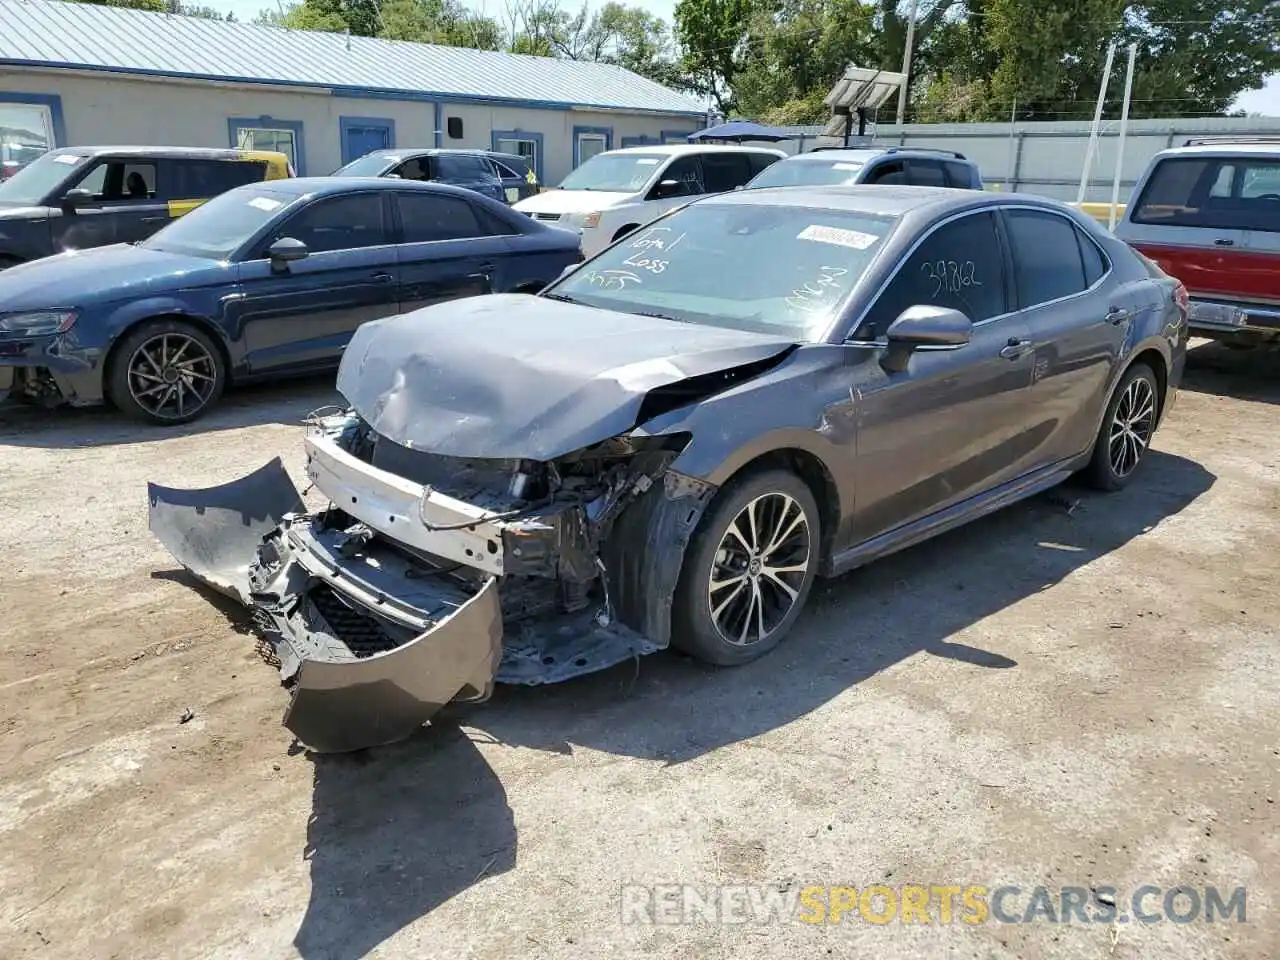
[1083,363,1158,491]
[672,469,819,666]
[107,320,226,425]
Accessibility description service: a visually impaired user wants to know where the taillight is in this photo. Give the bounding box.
[1173,281,1189,313]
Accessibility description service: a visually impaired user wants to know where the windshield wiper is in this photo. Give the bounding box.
[631,310,688,323]
[542,293,580,304]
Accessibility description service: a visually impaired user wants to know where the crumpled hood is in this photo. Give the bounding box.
[337,293,797,460]
[0,243,231,309]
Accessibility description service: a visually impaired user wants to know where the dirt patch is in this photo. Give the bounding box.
[0,347,1277,959]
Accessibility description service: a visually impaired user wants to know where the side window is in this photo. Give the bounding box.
[907,160,948,187]
[1077,227,1108,287]
[278,193,389,254]
[392,158,432,182]
[748,153,781,176]
[74,160,157,201]
[167,159,265,199]
[697,153,752,193]
[856,211,1006,339]
[656,155,704,196]
[396,192,484,242]
[864,160,907,185]
[438,154,494,181]
[944,161,974,188]
[1006,209,1088,308]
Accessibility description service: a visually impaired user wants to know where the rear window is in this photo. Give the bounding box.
[1133,156,1280,232]
[169,159,266,198]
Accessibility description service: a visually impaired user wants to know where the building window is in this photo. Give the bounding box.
[573,126,612,167]
[661,129,696,144]
[228,117,305,175]
[492,129,544,181]
[0,93,63,180]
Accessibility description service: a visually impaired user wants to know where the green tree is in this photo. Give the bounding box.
[64,0,168,11]
[673,0,763,113]
[379,0,502,48]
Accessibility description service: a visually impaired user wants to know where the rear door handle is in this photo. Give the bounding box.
[479,262,495,273]
[1106,306,1131,324]
[371,271,393,283]
[141,216,168,224]
[1214,237,1235,246]
[999,337,1032,360]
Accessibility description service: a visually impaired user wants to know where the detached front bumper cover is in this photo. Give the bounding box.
[148,457,503,753]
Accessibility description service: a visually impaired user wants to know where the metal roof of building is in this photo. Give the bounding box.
[0,0,706,116]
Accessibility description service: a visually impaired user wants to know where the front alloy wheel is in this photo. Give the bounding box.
[708,492,812,646]
[108,319,226,424]
[673,468,820,666]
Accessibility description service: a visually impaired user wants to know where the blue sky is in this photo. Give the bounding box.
[204,0,1280,116]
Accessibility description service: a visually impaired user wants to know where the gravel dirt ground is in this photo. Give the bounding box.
[0,342,1277,960]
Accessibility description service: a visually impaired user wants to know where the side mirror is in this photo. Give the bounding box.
[267,236,309,269]
[879,305,973,373]
[62,188,95,208]
[652,179,682,199]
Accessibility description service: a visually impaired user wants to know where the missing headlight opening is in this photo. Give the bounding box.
[148,408,713,754]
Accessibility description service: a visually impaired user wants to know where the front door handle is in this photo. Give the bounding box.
[371,272,393,283]
[1214,237,1235,246]
[140,216,168,224]
[999,337,1032,360]
[478,262,495,273]
[1106,306,1131,325]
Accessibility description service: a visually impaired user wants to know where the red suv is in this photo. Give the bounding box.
[1116,138,1280,345]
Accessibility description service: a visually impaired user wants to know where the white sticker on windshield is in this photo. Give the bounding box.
[54,154,84,165]
[248,196,283,211]
[797,224,878,250]
[636,158,660,165]
[832,162,861,171]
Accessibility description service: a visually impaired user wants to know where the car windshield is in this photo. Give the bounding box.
[142,187,295,259]
[333,154,397,177]
[557,153,666,192]
[548,203,896,339]
[0,151,88,205]
[749,158,865,188]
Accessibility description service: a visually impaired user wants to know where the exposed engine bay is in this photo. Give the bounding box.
[148,410,716,753]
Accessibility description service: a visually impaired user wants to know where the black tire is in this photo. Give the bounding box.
[106,319,226,425]
[612,224,639,242]
[671,468,820,666]
[1082,362,1159,491]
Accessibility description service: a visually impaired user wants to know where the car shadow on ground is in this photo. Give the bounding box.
[0,376,342,449]
[1182,339,1280,405]
[289,449,1213,959]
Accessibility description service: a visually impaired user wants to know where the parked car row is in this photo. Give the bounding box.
[145,183,1189,752]
[0,178,580,420]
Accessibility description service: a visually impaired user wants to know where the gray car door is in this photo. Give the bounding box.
[49,157,165,252]
[1002,207,1130,466]
[844,209,1036,543]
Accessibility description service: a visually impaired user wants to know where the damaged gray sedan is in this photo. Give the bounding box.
[150,186,1188,752]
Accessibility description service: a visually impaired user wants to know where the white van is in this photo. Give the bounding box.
[514,144,786,257]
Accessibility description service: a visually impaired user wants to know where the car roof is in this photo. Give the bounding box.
[250,176,494,199]
[47,145,285,160]
[1153,141,1280,159]
[701,184,1063,217]
[361,148,503,159]
[603,143,788,157]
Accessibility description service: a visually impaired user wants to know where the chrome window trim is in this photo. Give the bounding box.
[839,202,1116,344]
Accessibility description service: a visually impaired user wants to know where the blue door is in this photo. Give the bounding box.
[342,120,393,165]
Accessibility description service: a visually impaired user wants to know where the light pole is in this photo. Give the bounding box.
[896,0,920,126]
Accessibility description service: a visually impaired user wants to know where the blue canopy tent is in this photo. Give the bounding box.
[686,121,795,143]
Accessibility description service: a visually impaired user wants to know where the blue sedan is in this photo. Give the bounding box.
[0,178,581,423]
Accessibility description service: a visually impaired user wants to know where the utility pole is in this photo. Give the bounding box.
[896,0,920,127]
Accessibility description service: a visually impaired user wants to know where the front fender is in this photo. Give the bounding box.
[102,298,237,365]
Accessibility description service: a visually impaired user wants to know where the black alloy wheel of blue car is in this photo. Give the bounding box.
[107,319,227,424]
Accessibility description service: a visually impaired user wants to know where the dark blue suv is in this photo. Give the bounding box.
[333,149,539,204]
[0,178,580,423]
